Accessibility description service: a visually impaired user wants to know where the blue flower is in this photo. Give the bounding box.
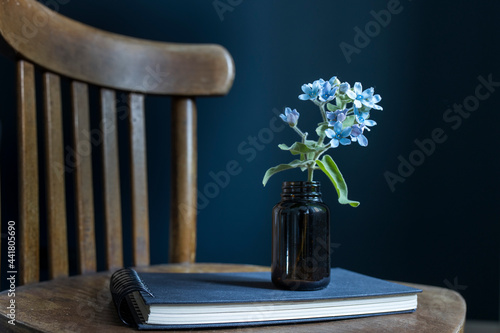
[318,76,340,87]
[349,106,376,146]
[326,108,348,125]
[338,82,350,95]
[279,107,300,127]
[347,82,383,110]
[298,80,321,101]
[325,121,351,148]
[328,76,340,87]
[350,124,368,147]
[319,81,338,102]
[354,106,377,130]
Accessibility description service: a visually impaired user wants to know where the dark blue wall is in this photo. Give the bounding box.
[1,0,499,321]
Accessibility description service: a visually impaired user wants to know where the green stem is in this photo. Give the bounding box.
[316,103,328,147]
[292,126,308,161]
[292,126,307,142]
[319,103,327,122]
[317,125,326,146]
[307,165,314,182]
[313,145,331,163]
[317,138,325,148]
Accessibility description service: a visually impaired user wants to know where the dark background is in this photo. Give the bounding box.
[0,0,499,322]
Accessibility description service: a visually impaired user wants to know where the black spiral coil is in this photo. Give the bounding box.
[110,268,153,326]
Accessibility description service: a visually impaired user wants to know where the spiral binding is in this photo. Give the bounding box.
[110,268,153,326]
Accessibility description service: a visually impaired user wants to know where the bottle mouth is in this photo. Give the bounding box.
[281,181,321,199]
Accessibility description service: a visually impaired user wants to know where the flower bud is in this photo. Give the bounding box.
[280,107,300,127]
[339,82,350,94]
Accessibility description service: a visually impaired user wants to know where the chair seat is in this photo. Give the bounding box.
[0,264,465,332]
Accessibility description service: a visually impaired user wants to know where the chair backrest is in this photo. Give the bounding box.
[0,0,234,285]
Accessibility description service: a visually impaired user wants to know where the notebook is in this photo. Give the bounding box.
[110,267,421,330]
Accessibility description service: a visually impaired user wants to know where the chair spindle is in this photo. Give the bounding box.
[100,88,124,270]
[43,72,69,279]
[169,97,197,264]
[129,93,150,267]
[18,60,40,285]
[71,81,97,274]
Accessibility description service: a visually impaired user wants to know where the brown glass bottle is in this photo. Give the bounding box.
[271,181,330,291]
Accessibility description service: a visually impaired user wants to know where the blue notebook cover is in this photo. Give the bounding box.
[110,268,421,330]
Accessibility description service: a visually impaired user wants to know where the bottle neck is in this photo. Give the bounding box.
[281,181,322,201]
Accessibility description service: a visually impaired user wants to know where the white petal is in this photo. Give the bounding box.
[325,129,335,139]
[353,82,362,94]
[358,134,368,147]
[346,90,357,99]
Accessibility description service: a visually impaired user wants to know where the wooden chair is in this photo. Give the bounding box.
[0,0,466,332]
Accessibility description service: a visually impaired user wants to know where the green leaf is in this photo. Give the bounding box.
[315,122,330,137]
[262,160,309,186]
[306,152,315,162]
[278,143,292,151]
[335,97,345,109]
[326,103,339,112]
[278,142,317,155]
[304,140,318,148]
[315,155,360,207]
[342,115,356,128]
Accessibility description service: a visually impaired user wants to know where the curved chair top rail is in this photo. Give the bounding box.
[0,0,235,96]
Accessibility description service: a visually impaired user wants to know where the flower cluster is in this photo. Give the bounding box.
[263,76,383,207]
[298,76,382,148]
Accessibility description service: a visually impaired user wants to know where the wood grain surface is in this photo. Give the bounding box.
[100,88,124,271]
[43,72,69,279]
[169,97,197,264]
[71,81,97,274]
[0,264,465,333]
[129,93,150,267]
[0,0,234,96]
[17,60,39,285]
